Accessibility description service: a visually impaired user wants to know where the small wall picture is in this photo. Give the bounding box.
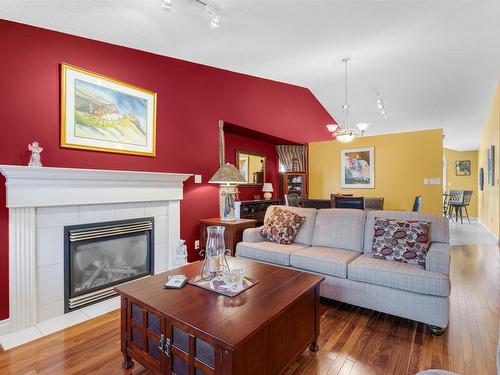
[487,145,495,186]
[61,64,157,156]
[341,147,374,188]
[455,160,471,176]
[479,167,484,191]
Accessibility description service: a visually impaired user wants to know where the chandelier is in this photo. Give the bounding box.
[326,58,369,143]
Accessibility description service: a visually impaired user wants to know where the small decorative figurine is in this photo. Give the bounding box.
[28,142,43,167]
[175,240,187,268]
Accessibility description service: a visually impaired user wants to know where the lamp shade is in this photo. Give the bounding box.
[208,163,246,185]
[326,124,340,133]
[356,122,370,132]
[262,183,274,192]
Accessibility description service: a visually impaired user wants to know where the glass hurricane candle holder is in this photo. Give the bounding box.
[199,226,230,280]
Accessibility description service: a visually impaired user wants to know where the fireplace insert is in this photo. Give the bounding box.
[64,217,154,312]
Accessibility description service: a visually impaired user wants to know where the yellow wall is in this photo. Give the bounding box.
[443,148,478,217]
[478,82,500,237]
[309,129,443,215]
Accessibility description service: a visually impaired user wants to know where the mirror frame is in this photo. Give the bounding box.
[236,149,266,186]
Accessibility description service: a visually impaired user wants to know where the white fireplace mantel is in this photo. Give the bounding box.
[0,165,192,333]
[0,165,192,208]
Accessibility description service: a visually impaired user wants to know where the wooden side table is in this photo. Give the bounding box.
[199,218,256,256]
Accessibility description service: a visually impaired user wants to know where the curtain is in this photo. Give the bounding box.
[276,145,307,172]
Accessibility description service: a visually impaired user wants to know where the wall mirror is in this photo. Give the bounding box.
[236,150,266,185]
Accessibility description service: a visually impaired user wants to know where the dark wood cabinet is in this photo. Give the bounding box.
[279,172,308,204]
[199,218,256,256]
[238,199,280,225]
[122,296,220,375]
[117,259,323,375]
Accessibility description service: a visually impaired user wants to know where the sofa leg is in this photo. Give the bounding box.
[428,325,445,336]
[309,341,319,352]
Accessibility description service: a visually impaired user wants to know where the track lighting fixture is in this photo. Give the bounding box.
[160,0,221,29]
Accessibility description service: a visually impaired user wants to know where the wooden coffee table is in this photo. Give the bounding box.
[115,257,324,375]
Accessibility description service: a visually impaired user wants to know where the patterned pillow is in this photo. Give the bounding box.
[260,207,305,245]
[371,218,431,266]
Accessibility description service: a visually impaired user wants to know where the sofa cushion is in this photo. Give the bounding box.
[311,209,366,252]
[371,218,431,266]
[260,207,305,245]
[236,241,309,266]
[348,255,450,297]
[290,246,361,278]
[364,210,449,253]
[263,205,318,245]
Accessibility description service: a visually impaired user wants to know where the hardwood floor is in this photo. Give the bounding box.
[0,243,498,374]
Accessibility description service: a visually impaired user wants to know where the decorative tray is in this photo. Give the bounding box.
[187,275,259,297]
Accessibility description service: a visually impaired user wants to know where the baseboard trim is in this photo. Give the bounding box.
[0,319,10,335]
[477,219,500,242]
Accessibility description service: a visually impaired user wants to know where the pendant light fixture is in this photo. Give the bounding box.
[326,58,369,143]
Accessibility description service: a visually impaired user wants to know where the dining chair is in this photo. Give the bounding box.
[447,190,464,222]
[284,193,300,207]
[334,196,364,210]
[412,196,423,212]
[461,190,473,223]
[442,193,450,217]
[330,193,354,208]
[303,199,331,209]
[364,197,384,210]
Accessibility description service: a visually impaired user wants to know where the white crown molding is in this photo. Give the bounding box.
[0,165,193,208]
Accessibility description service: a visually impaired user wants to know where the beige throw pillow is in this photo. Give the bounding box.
[260,207,305,245]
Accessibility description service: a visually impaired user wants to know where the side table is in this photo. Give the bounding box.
[199,218,256,256]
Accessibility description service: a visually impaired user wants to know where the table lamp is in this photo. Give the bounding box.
[209,163,245,220]
[262,183,274,200]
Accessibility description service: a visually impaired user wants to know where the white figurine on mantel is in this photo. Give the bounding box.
[28,141,43,167]
[175,239,188,267]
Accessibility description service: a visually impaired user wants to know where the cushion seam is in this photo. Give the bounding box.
[349,265,447,280]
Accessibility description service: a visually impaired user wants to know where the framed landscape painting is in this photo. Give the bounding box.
[61,64,157,156]
[341,147,375,188]
[455,160,471,176]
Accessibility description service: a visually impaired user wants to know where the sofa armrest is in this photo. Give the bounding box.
[425,242,451,275]
[242,226,265,243]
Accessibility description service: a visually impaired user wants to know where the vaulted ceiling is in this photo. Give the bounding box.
[2,0,499,150]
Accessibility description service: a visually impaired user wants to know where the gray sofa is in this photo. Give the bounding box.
[236,206,451,334]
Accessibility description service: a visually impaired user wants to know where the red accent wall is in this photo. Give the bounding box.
[0,19,333,319]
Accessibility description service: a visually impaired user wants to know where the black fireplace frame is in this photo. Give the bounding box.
[64,217,155,313]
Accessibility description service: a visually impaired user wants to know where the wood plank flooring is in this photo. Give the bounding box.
[0,243,498,375]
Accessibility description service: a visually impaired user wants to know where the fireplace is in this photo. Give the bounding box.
[64,217,154,312]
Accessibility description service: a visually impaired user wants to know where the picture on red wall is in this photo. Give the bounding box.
[61,64,157,156]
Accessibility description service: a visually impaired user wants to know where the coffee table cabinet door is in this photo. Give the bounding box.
[168,323,217,375]
[128,301,171,374]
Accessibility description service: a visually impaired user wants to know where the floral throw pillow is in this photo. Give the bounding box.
[371,218,431,266]
[260,207,305,245]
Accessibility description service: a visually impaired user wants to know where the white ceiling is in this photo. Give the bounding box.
[1,0,499,150]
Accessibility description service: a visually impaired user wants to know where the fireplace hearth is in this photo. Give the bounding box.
[64,218,154,312]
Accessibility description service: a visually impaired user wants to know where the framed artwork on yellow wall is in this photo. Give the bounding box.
[61,64,157,156]
[340,147,375,188]
[487,145,495,186]
[455,160,471,176]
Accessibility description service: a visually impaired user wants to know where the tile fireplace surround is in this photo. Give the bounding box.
[0,165,191,347]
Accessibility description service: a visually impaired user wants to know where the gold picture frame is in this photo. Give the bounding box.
[61,63,157,156]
